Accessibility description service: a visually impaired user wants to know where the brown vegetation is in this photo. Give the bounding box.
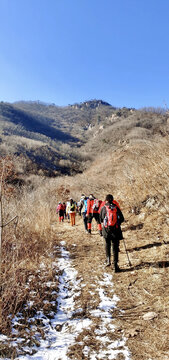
[0,102,169,358]
[0,101,169,177]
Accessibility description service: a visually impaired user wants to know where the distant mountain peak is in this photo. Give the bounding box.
[70,99,112,109]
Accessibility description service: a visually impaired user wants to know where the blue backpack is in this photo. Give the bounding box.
[83,199,88,214]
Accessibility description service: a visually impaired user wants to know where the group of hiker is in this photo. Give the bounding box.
[56,199,76,226]
[56,193,125,273]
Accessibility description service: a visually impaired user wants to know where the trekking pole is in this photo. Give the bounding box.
[122,237,132,267]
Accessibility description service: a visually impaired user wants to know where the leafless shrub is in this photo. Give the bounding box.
[139,106,167,114]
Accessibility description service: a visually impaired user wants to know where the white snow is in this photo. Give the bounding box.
[2,241,131,360]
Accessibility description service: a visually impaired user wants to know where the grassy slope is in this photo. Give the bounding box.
[1,103,169,358]
[51,134,169,359]
[0,100,116,175]
[49,134,169,359]
[0,101,168,177]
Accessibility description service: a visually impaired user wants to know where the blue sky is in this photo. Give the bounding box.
[0,0,169,108]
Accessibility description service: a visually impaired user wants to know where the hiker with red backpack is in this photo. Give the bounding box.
[86,194,102,236]
[56,202,64,223]
[100,194,124,272]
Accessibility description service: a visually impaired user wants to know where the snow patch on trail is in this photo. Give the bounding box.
[87,273,130,359]
[15,241,91,359]
[2,240,131,359]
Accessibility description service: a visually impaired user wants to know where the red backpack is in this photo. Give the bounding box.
[103,204,118,227]
[58,203,63,211]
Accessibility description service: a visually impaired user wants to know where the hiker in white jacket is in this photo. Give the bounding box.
[66,198,76,226]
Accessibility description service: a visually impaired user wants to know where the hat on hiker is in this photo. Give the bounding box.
[89,194,94,199]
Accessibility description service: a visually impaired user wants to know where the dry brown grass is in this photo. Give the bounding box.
[115,230,169,359]
[53,214,169,360]
[0,134,168,358]
[0,182,60,336]
[50,135,168,359]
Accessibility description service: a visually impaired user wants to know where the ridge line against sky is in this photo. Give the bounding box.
[0,0,169,109]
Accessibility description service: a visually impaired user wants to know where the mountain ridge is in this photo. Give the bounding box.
[0,99,168,178]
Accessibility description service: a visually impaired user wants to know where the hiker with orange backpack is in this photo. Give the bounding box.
[56,202,64,223]
[100,194,124,272]
[86,194,102,236]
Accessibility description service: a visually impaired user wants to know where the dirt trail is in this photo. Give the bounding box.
[55,214,169,360]
[54,217,131,359]
[2,214,168,359]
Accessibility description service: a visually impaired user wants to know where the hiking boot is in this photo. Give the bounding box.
[105,262,111,267]
[114,265,121,273]
[104,257,111,267]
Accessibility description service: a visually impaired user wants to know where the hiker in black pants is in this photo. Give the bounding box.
[86,194,102,235]
[100,194,124,272]
[78,194,85,216]
[80,195,89,233]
